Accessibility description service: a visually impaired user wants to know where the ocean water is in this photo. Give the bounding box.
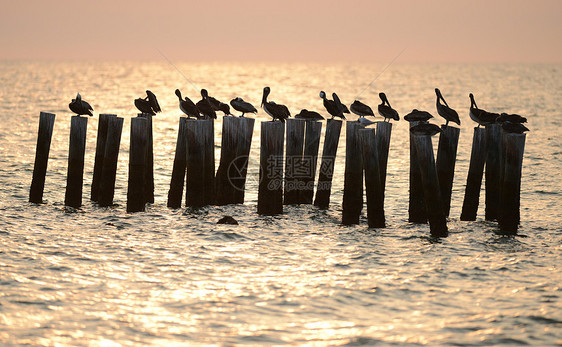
[0,61,561,345]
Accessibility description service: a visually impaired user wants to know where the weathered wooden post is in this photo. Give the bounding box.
[314,119,342,209]
[232,117,255,204]
[360,128,385,228]
[185,119,215,208]
[436,125,460,217]
[460,127,487,221]
[376,121,392,193]
[301,120,322,204]
[64,116,88,208]
[498,133,526,234]
[258,121,284,215]
[127,117,148,213]
[138,113,154,204]
[167,117,188,208]
[342,121,363,225]
[98,116,124,207]
[29,112,56,204]
[284,118,305,204]
[216,116,240,205]
[91,114,114,201]
[413,134,448,237]
[409,121,427,223]
[485,123,501,220]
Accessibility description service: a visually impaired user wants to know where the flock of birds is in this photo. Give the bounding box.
[68,87,529,135]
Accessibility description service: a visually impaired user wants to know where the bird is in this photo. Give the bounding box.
[230,97,257,117]
[134,90,161,115]
[496,113,527,124]
[501,121,529,134]
[377,92,399,121]
[217,102,233,116]
[175,89,200,119]
[404,109,434,123]
[469,93,498,126]
[262,86,290,122]
[350,100,375,118]
[435,88,460,126]
[196,89,217,119]
[333,93,350,115]
[69,93,93,116]
[410,123,443,136]
[319,91,345,120]
[357,117,375,127]
[295,109,324,120]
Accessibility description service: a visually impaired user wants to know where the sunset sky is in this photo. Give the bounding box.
[1,0,560,63]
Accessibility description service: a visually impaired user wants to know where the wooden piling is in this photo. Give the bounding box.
[64,116,88,208]
[232,117,255,204]
[498,133,526,234]
[185,119,215,208]
[301,120,322,204]
[127,117,148,213]
[98,116,124,207]
[314,119,342,209]
[167,117,188,208]
[376,121,392,193]
[91,114,114,202]
[29,112,56,204]
[138,114,154,204]
[284,119,305,205]
[258,121,285,215]
[436,125,460,217]
[360,128,385,228]
[485,123,501,220]
[342,122,363,225]
[408,121,427,223]
[460,127,487,221]
[216,116,239,206]
[413,134,448,237]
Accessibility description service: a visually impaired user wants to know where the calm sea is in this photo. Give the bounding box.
[0,61,561,345]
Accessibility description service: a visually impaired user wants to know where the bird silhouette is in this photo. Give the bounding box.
[69,93,93,116]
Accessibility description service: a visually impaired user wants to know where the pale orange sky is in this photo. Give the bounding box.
[1,0,560,62]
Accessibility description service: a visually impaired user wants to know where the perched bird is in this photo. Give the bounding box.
[357,117,375,127]
[404,109,434,123]
[69,93,93,116]
[175,89,200,119]
[262,86,290,122]
[469,93,498,126]
[435,88,460,126]
[230,97,257,117]
[217,102,233,116]
[496,113,527,124]
[350,100,375,118]
[319,91,345,120]
[135,90,161,115]
[200,89,230,115]
[295,109,324,120]
[332,93,350,115]
[501,121,529,134]
[196,89,217,119]
[410,123,443,136]
[377,92,399,121]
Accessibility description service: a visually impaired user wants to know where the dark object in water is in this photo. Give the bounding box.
[217,216,239,225]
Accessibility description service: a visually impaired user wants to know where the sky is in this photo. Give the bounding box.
[0,0,560,63]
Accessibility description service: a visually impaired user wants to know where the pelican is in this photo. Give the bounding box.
[350,100,375,118]
[295,109,324,120]
[262,87,290,122]
[197,89,217,119]
[69,93,93,116]
[230,97,257,117]
[404,109,434,123]
[175,89,200,119]
[410,123,443,136]
[332,93,350,115]
[135,90,160,115]
[501,121,529,134]
[319,91,345,120]
[377,92,399,121]
[496,113,527,124]
[435,88,460,126]
[357,117,375,127]
[469,93,498,126]
[146,90,161,113]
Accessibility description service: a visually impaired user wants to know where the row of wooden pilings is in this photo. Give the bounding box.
[29,112,526,236]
